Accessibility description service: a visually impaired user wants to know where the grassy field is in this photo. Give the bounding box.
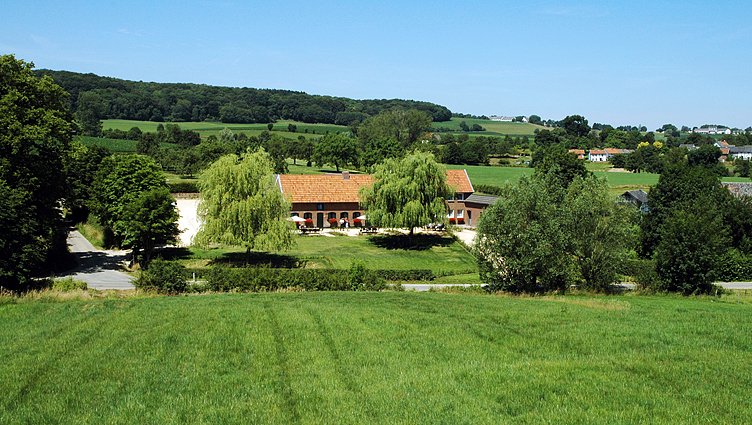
[75,135,139,152]
[102,119,340,140]
[1,291,750,424]
[435,118,546,137]
[178,233,477,276]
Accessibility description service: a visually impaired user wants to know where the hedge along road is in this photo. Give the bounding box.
[59,230,135,290]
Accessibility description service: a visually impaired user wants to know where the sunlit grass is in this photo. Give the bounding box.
[1,292,750,423]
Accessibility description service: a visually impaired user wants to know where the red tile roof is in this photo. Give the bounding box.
[446,169,474,193]
[604,148,621,155]
[277,169,474,204]
[277,174,372,204]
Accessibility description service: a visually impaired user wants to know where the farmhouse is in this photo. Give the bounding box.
[276,169,475,228]
[464,194,499,226]
[568,149,586,159]
[729,146,752,160]
[589,149,608,162]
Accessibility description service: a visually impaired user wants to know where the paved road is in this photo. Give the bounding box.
[57,230,135,290]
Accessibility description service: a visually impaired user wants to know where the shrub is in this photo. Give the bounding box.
[204,266,390,292]
[52,277,88,291]
[348,260,385,291]
[135,258,187,293]
[168,181,199,193]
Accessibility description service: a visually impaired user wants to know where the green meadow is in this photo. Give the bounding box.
[180,233,477,277]
[102,119,341,140]
[437,118,546,136]
[1,292,750,424]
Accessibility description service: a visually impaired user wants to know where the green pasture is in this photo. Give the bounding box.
[445,164,533,188]
[179,233,477,276]
[102,119,342,140]
[1,292,750,424]
[435,118,546,137]
[75,135,138,152]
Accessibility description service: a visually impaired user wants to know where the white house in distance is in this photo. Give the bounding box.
[589,149,608,162]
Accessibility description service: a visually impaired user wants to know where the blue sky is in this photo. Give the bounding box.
[3,0,751,130]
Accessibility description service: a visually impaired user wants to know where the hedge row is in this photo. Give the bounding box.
[205,267,387,292]
[473,183,505,196]
[185,267,433,283]
[168,181,199,193]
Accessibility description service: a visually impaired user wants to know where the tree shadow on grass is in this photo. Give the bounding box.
[208,251,302,268]
[368,234,454,251]
[153,247,194,261]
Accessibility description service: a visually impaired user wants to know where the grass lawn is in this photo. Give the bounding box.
[1,292,750,424]
[178,233,477,276]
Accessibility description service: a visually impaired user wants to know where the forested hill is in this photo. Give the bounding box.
[33,70,452,126]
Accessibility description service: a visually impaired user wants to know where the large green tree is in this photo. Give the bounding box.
[122,188,180,265]
[357,109,432,148]
[312,133,359,172]
[91,154,179,265]
[195,148,294,259]
[75,90,105,137]
[358,151,450,236]
[475,171,635,293]
[0,55,74,290]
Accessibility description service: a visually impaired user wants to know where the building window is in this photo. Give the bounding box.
[317,204,324,210]
[328,212,337,220]
[456,193,464,201]
[447,210,455,218]
[340,212,349,219]
[291,212,299,217]
[303,212,312,220]
[457,210,464,218]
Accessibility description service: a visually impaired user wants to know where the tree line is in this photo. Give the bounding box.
[32,69,452,127]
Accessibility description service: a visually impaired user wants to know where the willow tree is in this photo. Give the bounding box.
[359,151,450,236]
[195,147,294,260]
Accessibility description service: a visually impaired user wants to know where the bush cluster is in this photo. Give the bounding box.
[135,258,188,294]
[473,184,504,196]
[206,266,387,292]
[167,181,199,193]
[52,277,88,291]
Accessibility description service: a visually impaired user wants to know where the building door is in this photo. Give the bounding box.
[317,213,324,228]
[468,210,472,226]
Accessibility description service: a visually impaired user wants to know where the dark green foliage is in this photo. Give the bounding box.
[561,115,591,138]
[34,69,452,125]
[0,55,74,290]
[473,184,504,196]
[347,260,385,291]
[312,133,359,172]
[533,145,591,187]
[167,181,199,193]
[653,204,728,294]
[122,188,180,265]
[205,266,424,292]
[733,158,752,177]
[476,171,634,293]
[135,258,187,293]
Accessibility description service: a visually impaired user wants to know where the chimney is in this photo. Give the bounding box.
[342,171,350,180]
